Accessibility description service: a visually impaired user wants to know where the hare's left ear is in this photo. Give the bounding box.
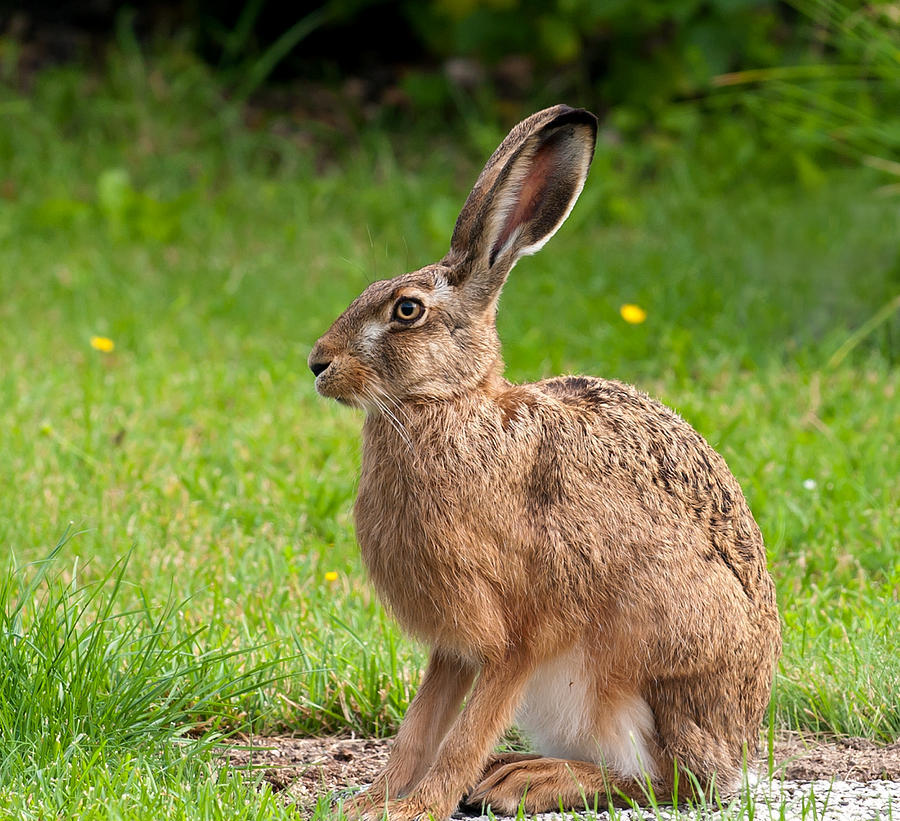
[446,105,597,306]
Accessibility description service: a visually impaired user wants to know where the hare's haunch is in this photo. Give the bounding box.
[309,105,781,821]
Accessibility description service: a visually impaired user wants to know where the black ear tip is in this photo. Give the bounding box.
[558,104,597,120]
[543,105,598,147]
[552,105,598,130]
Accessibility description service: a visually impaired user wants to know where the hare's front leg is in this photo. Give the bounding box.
[341,648,475,818]
[359,652,533,821]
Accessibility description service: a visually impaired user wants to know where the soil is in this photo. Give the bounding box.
[221,733,900,814]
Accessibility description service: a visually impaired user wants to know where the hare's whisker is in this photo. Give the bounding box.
[371,388,413,439]
[374,386,412,422]
[365,389,413,451]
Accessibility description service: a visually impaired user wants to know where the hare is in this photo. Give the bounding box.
[308,105,781,821]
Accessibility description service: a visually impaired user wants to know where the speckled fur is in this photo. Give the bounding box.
[308,106,781,821]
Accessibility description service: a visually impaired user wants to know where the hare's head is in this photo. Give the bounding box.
[309,105,597,407]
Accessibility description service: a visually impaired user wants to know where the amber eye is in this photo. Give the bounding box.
[392,298,425,323]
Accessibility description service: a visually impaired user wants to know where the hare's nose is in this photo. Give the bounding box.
[309,359,331,377]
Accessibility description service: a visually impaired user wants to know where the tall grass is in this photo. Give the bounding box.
[0,529,283,775]
[0,530,307,818]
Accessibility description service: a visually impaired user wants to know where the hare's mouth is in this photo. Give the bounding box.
[314,378,348,403]
[316,383,356,406]
[316,381,362,408]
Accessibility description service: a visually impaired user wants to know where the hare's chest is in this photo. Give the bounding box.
[354,442,482,566]
[353,462,442,567]
[354,472,508,655]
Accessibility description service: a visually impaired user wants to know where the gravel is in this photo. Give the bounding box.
[455,777,900,820]
[222,735,900,819]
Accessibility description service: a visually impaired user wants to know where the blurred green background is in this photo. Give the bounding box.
[9,0,900,159]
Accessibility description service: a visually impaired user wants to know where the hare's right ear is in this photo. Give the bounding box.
[446,105,597,308]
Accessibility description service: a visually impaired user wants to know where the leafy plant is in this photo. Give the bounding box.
[713,0,900,190]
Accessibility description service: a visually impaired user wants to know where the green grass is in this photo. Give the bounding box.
[0,46,898,819]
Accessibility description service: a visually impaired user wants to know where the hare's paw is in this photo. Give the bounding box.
[465,758,588,815]
[352,796,447,821]
[339,787,388,821]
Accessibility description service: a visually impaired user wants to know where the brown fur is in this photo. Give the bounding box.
[308,105,781,820]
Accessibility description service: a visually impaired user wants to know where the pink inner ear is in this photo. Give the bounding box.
[490,140,560,266]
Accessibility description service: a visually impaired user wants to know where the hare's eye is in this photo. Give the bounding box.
[392,298,425,323]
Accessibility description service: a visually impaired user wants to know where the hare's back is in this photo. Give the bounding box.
[534,375,772,606]
[535,374,743,517]
[536,375,710,463]
[538,375,710,448]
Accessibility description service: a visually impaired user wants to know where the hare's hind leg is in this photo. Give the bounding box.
[464,757,671,815]
[647,679,750,800]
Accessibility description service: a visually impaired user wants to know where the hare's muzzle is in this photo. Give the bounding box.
[308,341,351,402]
[309,358,330,377]
[308,339,332,378]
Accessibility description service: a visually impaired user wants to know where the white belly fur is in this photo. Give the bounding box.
[515,647,659,779]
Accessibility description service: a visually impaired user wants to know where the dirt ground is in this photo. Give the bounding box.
[221,733,900,813]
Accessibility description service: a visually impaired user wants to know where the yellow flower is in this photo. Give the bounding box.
[324,571,339,583]
[90,336,115,352]
[619,304,647,324]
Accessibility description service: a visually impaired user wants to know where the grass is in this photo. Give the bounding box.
[0,44,898,819]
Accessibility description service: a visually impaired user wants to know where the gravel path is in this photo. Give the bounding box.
[759,779,898,820]
[456,778,900,820]
[223,734,900,819]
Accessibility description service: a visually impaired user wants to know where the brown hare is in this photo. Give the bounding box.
[308,105,781,821]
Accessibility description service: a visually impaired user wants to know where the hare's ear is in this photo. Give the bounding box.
[446,105,597,306]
